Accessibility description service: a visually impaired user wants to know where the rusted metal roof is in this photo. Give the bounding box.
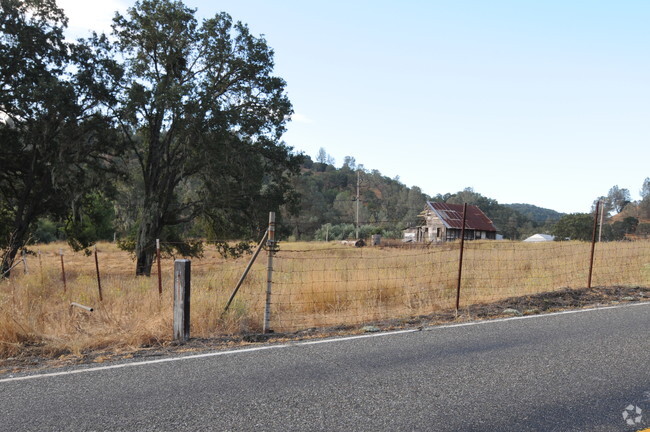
[425,202,497,232]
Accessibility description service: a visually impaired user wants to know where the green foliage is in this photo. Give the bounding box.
[214,241,254,259]
[282,157,430,241]
[505,203,564,224]
[552,213,594,241]
[637,223,650,237]
[99,0,298,275]
[601,217,638,241]
[0,0,121,276]
[64,192,116,251]
[32,218,63,244]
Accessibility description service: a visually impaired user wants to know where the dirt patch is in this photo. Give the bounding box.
[1,285,648,376]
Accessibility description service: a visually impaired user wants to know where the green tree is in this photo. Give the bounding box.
[0,0,120,276]
[102,0,298,275]
[552,213,594,241]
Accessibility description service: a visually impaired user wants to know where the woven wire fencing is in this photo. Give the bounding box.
[4,239,649,336]
[266,240,650,332]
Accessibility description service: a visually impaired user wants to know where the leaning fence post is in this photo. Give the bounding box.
[587,201,600,289]
[263,212,276,334]
[59,249,67,293]
[173,259,191,342]
[455,203,468,312]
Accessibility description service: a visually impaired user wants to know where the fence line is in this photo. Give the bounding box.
[2,237,649,337]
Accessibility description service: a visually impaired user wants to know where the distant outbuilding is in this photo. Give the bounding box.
[523,233,555,242]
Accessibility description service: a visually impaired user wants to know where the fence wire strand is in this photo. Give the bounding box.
[4,240,649,336]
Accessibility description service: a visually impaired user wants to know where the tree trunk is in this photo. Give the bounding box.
[1,242,21,279]
[135,211,160,276]
[1,223,30,279]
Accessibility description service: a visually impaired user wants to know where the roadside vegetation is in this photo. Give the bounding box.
[1,240,648,360]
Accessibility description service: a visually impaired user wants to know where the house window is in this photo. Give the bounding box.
[436,228,441,238]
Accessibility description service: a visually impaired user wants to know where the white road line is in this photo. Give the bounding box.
[1,301,648,384]
[299,328,420,345]
[0,345,288,383]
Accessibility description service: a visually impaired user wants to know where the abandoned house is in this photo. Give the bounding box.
[408,202,498,242]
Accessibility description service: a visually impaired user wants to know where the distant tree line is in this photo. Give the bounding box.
[552,180,650,241]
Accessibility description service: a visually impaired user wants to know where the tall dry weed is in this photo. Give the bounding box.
[1,240,649,357]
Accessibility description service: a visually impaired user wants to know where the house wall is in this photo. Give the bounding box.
[420,205,497,243]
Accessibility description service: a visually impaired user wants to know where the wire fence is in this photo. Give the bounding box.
[266,240,650,331]
[2,238,649,335]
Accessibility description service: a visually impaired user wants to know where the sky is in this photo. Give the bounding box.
[57,0,650,214]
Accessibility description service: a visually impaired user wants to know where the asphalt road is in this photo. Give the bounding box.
[2,303,650,431]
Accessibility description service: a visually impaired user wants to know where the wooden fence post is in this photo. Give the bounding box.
[22,249,28,274]
[587,201,600,289]
[263,212,276,334]
[173,259,191,342]
[455,203,468,312]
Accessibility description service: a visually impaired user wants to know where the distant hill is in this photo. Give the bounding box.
[504,203,564,224]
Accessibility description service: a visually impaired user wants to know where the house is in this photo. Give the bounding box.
[523,233,555,242]
[410,202,498,242]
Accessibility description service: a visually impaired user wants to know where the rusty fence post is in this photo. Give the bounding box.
[263,212,276,334]
[94,245,103,302]
[59,249,67,293]
[587,201,600,289]
[455,203,468,312]
[156,239,162,296]
[173,259,191,342]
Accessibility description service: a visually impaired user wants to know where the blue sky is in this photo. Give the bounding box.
[59,0,650,213]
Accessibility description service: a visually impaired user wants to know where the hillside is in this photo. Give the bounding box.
[504,203,564,224]
[280,159,556,240]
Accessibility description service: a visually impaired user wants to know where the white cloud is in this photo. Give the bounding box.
[58,0,129,39]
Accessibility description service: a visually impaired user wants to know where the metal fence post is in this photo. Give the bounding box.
[94,245,103,302]
[587,201,600,289]
[455,203,468,312]
[173,259,191,342]
[60,249,67,293]
[156,239,162,296]
[263,212,276,334]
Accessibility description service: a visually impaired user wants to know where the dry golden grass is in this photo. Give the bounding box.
[1,239,649,358]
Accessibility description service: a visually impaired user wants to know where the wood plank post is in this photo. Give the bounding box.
[455,203,468,312]
[173,259,191,342]
[22,249,27,274]
[263,212,276,334]
[587,201,600,289]
[94,245,103,302]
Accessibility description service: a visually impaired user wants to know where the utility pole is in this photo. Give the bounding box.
[355,170,360,240]
[598,200,604,242]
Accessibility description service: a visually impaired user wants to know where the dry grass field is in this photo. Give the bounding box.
[1,239,649,359]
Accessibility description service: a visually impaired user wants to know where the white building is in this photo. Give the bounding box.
[523,233,555,242]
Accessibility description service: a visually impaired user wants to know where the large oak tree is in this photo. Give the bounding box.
[103,0,299,275]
